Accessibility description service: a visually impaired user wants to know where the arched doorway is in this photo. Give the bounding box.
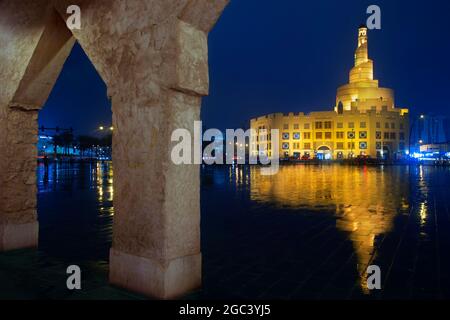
[316,146,333,160]
[0,0,229,299]
[383,146,391,160]
[37,41,113,262]
[337,101,344,114]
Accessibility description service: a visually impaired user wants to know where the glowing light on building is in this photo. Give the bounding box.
[250,26,409,160]
[248,165,410,294]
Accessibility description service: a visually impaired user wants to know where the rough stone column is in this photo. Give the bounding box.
[89,0,229,299]
[108,13,219,298]
[0,108,39,250]
[0,0,75,251]
[1,0,228,298]
[110,90,203,299]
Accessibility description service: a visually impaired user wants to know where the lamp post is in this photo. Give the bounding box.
[98,126,113,132]
[97,125,114,161]
[408,114,425,156]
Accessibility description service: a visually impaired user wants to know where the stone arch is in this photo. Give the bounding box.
[0,0,229,299]
[317,145,331,151]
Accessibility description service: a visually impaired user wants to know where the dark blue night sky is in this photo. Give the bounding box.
[40,0,450,135]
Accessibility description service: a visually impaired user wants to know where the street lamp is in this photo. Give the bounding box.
[408,114,425,156]
[98,125,114,131]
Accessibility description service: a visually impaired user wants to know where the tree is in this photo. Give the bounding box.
[77,135,99,158]
[60,132,74,156]
[52,134,64,159]
[99,133,112,148]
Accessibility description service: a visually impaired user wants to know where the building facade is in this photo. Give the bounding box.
[411,114,448,147]
[37,134,81,159]
[250,26,410,160]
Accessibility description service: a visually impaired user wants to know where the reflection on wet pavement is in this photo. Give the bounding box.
[201,164,450,299]
[249,165,410,295]
[2,162,449,299]
[37,162,114,262]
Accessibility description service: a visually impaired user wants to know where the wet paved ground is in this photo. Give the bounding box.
[1,162,450,299]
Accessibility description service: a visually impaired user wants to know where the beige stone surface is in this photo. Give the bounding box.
[0,222,38,251]
[0,0,53,107]
[174,20,209,96]
[12,10,75,109]
[111,90,201,259]
[179,0,230,33]
[110,248,201,299]
[0,0,74,250]
[0,0,229,298]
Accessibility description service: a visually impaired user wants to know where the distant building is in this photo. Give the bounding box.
[420,143,450,154]
[37,135,80,158]
[250,26,409,160]
[445,118,450,143]
[37,135,54,158]
[412,115,448,146]
[415,143,450,161]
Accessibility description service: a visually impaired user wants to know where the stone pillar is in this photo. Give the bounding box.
[105,2,229,298]
[0,0,75,251]
[0,0,229,299]
[0,108,39,251]
[109,90,202,299]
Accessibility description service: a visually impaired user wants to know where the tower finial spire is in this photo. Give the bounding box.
[348,26,374,84]
[355,26,368,66]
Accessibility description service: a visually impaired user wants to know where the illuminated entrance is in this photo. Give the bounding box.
[316,146,332,160]
[383,146,391,160]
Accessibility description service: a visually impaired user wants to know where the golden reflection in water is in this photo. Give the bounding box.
[417,166,429,227]
[96,163,104,202]
[95,162,114,207]
[249,165,410,293]
[419,202,427,226]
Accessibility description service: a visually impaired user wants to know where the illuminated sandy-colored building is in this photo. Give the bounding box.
[250,26,410,160]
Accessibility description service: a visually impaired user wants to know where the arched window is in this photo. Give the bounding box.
[337,101,344,114]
